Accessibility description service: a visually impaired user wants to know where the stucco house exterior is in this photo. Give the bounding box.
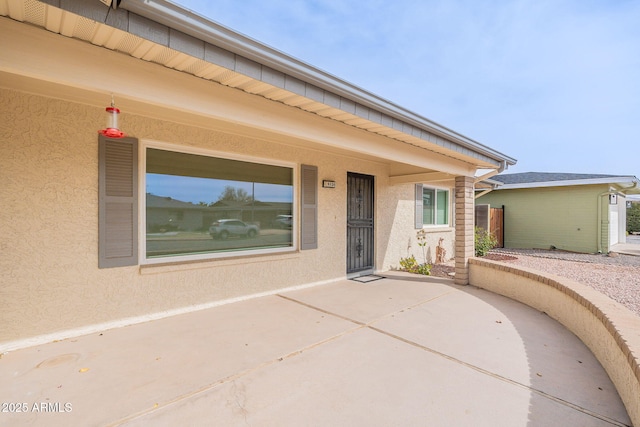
[0,0,515,350]
[477,172,640,254]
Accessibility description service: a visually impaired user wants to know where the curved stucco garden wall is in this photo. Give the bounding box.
[469,258,640,426]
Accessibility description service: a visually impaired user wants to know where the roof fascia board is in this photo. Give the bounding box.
[497,176,638,190]
[116,0,515,166]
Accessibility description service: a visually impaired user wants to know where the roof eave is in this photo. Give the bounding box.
[496,176,640,191]
[117,0,516,167]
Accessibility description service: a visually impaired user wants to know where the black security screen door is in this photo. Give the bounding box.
[347,173,374,274]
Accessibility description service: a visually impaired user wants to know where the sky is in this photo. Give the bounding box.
[146,174,293,204]
[173,0,639,179]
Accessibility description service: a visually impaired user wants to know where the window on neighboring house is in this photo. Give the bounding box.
[416,185,450,227]
[144,145,295,261]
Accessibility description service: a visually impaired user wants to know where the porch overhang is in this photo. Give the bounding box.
[0,0,516,185]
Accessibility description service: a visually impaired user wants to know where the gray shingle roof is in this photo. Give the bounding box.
[492,172,629,185]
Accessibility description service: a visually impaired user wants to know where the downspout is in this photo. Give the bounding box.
[619,181,640,194]
[475,188,494,199]
[596,191,611,254]
[597,181,639,253]
[474,160,507,185]
[474,160,507,199]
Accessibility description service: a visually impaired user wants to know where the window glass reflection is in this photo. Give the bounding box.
[145,148,293,259]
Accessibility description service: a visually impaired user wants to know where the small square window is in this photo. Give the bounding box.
[421,186,449,226]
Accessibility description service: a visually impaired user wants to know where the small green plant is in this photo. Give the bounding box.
[398,230,433,275]
[399,255,418,271]
[475,227,498,257]
[414,263,432,275]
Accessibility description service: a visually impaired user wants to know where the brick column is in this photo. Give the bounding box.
[454,176,475,285]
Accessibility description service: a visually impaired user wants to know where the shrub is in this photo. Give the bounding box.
[475,227,498,257]
[414,263,432,275]
[399,255,418,271]
[399,255,431,275]
[628,202,640,234]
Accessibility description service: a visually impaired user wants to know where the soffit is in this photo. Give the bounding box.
[0,0,505,178]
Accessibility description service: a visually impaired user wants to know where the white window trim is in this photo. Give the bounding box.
[421,184,451,228]
[139,140,298,265]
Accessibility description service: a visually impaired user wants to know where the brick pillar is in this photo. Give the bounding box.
[454,176,475,285]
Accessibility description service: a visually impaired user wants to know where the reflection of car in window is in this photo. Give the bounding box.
[209,219,259,240]
[275,215,292,229]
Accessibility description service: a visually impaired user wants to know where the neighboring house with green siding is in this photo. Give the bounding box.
[477,173,640,254]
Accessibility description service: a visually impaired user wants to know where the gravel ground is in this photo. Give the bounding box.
[430,247,640,316]
[485,248,640,316]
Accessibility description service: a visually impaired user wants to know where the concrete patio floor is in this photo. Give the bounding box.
[612,240,640,257]
[0,274,632,427]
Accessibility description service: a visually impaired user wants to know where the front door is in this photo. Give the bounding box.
[347,173,374,275]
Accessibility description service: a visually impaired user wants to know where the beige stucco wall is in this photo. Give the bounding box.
[0,88,456,348]
[469,259,640,426]
[379,183,455,271]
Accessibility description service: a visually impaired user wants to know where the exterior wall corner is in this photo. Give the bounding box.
[454,176,475,284]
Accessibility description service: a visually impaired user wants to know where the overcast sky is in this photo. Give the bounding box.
[174,0,639,178]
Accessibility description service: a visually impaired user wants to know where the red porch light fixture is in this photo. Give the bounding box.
[99,95,125,138]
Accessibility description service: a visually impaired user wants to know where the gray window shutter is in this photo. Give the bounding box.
[300,164,318,250]
[99,135,138,268]
[415,183,423,229]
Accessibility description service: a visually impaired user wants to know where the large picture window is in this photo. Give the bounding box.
[144,146,294,260]
[422,186,449,226]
